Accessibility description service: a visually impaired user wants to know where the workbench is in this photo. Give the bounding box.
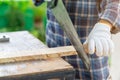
[0,31,75,80]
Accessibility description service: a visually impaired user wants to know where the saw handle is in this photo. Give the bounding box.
[33,0,44,6]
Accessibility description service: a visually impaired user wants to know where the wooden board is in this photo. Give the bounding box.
[0,31,77,64]
[0,58,73,78]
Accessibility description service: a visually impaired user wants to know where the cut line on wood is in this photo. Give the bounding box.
[0,46,77,64]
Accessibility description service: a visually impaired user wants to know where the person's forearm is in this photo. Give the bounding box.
[99,0,120,34]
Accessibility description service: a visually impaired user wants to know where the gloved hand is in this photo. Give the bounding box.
[83,23,114,56]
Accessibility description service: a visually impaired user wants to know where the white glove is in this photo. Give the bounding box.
[83,23,114,56]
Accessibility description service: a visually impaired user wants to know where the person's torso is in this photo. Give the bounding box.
[46,0,100,47]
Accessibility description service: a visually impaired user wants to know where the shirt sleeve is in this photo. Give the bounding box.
[100,0,120,34]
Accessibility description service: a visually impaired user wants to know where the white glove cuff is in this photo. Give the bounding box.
[94,23,111,32]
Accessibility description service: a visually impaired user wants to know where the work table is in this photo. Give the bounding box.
[0,31,75,80]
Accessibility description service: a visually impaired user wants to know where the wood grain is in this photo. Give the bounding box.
[0,58,73,77]
[0,31,77,64]
[0,46,77,64]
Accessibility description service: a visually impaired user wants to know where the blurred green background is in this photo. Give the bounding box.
[0,0,47,43]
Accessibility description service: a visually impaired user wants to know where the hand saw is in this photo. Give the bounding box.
[34,0,90,70]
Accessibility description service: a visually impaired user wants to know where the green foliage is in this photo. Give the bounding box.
[6,5,24,31]
[30,26,46,43]
[33,2,47,29]
[0,1,47,43]
[0,2,10,28]
[0,27,8,32]
[32,2,47,43]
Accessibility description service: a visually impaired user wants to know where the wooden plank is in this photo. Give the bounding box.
[0,31,77,64]
[0,46,77,64]
[0,58,73,77]
[0,31,47,52]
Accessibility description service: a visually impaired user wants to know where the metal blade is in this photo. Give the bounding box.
[49,0,90,70]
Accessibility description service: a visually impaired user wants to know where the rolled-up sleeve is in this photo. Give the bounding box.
[100,0,120,33]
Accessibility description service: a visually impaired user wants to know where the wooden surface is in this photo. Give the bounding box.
[0,31,74,78]
[0,58,73,77]
[0,31,77,64]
